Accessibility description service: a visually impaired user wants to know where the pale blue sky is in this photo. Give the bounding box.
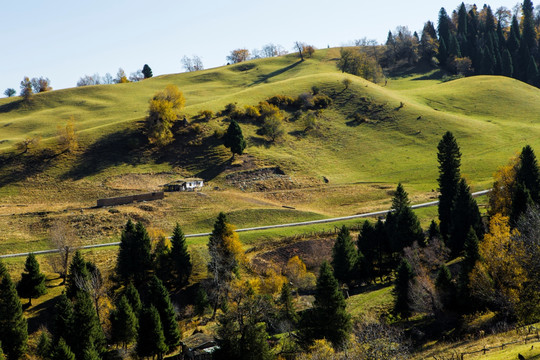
[1,0,514,93]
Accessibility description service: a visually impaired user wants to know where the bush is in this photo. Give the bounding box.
[243,105,260,119]
[311,85,320,95]
[267,95,296,109]
[313,94,332,109]
[296,92,314,109]
[198,109,214,120]
[219,103,238,116]
[257,101,282,122]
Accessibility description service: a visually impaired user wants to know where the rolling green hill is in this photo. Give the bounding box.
[0,47,539,252]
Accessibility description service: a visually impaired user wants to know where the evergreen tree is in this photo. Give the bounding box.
[194,287,210,316]
[393,259,414,319]
[37,331,52,360]
[123,282,142,315]
[299,262,351,347]
[391,183,410,212]
[516,145,540,202]
[331,226,357,284]
[457,2,468,36]
[527,56,539,86]
[449,178,483,256]
[17,253,46,305]
[387,183,424,252]
[51,339,75,360]
[0,270,28,360]
[357,220,376,282]
[53,293,74,345]
[145,276,180,351]
[508,15,521,54]
[502,49,514,77]
[116,220,153,285]
[510,183,533,226]
[437,131,462,241]
[223,120,246,158]
[522,0,537,54]
[438,38,448,67]
[110,296,138,349]
[71,292,105,358]
[428,220,441,241]
[437,8,451,47]
[278,282,298,325]
[170,223,192,287]
[81,343,100,360]
[66,251,89,299]
[458,228,480,308]
[136,306,167,360]
[435,264,455,309]
[142,64,153,79]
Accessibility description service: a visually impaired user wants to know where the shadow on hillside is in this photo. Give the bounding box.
[26,296,58,334]
[0,99,24,113]
[250,61,302,86]
[0,149,58,188]
[413,69,446,81]
[63,128,147,180]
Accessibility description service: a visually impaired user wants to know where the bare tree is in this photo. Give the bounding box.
[74,264,106,324]
[295,41,305,61]
[181,56,193,71]
[349,320,410,360]
[102,73,114,84]
[192,55,204,71]
[48,221,78,284]
[31,77,52,92]
[129,69,144,82]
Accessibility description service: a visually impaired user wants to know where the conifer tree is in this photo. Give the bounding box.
[223,120,246,158]
[142,64,153,79]
[37,331,52,360]
[17,253,46,305]
[527,56,539,86]
[278,282,298,325]
[449,178,483,256]
[458,228,480,307]
[508,16,521,54]
[53,293,74,345]
[510,183,533,226]
[516,145,540,202]
[194,287,210,316]
[357,220,376,282]
[110,296,138,349]
[393,259,414,319]
[124,282,142,315]
[387,184,424,252]
[436,264,455,309]
[428,220,441,241]
[145,276,180,351]
[502,49,514,77]
[437,131,461,241]
[299,262,351,346]
[66,251,88,299]
[51,339,75,360]
[457,2,468,36]
[170,223,192,287]
[136,306,168,360]
[437,8,451,47]
[0,269,28,360]
[116,220,153,285]
[81,343,100,360]
[71,292,105,358]
[522,0,537,53]
[331,226,357,284]
[391,183,410,212]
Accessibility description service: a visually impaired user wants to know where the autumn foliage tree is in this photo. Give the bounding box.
[145,85,185,146]
[227,49,250,63]
[57,117,78,153]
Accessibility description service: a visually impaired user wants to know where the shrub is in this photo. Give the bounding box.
[267,95,296,109]
[243,105,260,119]
[313,94,332,109]
[198,109,214,120]
[311,85,320,95]
[296,92,314,109]
[257,101,282,122]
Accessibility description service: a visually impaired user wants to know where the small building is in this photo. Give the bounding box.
[164,178,204,192]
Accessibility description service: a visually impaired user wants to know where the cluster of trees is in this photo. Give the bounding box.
[77,65,152,87]
[144,85,186,146]
[181,55,204,72]
[337,48,385,83]
[226,42,311,64]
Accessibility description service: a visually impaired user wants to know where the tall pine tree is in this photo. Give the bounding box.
[145,276,180,352]
[170,223,192,287]
[223,120,246,158]
[516,145,540,202]
[331,226,357,284]
[449,178,483,256]
[393,258,414,319]
[17,253,46,306]
[0,265,28,360]
[437,131,461,242]
[53,293,74,345]
[116,220,153,285]
[299,262,351,347]
[136,306,167,360]
[71,292,105,359]
[110,295,138,349]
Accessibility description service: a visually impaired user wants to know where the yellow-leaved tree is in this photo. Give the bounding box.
[488,155,519,217]
[285,255,316,291]
[145,85,185,146]
[57,117,78,153]
[469,213,527,316]
[207,212,244,318]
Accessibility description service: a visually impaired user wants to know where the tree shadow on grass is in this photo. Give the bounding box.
[0,149,58,188]
[250,61,302,86]
[26,295,59,334]
[62,128,147,180]
[0,99,23,113]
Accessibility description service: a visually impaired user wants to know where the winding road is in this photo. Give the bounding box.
[0,189,491,259]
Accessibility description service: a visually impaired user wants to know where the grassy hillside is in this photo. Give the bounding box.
[0,47,539,254]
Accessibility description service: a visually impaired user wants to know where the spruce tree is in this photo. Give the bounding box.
[223,120,246,158]
[51,339,75,360]
[449,178,483,256]
[116,220,153,285]
[142,64,153,79]
[437,8,451,47]
[115,220,136,283]
[194,287,210,316]
[37,331,52,360]
[110,296,138,349]
[0,270,28,360]
[393,258,414,319]
[66,251,88,299]
[81,343,100,360]
[357,220,376,282]
[457,2,468,36]
[391,183,410,213]
[510,183,533,226]
[428,220,441,241]
[53,293,73,345]
[145,276,180,351]
[387,184,424,252]
[278,282,298,325]
[437,131,462,241]
[502,49,514,77]
[527,56,539,86]
[71,292,105,358]
[299,262,351,347]
[17,253,46,306]
[136,306,167,359]
[170,223,192,287]
[123,282,142,315]
[436,264,455,309]
[331,226,357,284]
[458,228,480,308]
[522,0,537,53]
[516,145,540,202]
